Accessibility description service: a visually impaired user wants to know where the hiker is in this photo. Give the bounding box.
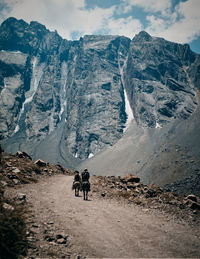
[72,171,81,189]
[74,170,81,182]
[81,169,91,200]
[72,170,82,196]
[81,168,90,190]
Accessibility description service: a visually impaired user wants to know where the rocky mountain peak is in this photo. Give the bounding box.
[132,30,152,42]
[0,17,199,173]
[29,21,47,31]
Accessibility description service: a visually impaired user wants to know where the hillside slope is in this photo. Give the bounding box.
[79,102,200,190]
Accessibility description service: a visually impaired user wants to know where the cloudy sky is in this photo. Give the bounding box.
[0,0,200,53]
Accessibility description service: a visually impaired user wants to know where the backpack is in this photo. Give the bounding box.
[74,173,80,182]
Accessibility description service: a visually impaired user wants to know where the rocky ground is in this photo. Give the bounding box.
[1,151,200,258]
[0,151,73,188]
[92,174,200,226]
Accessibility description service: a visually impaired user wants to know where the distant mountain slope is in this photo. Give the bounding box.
[0,17,200,187]
[79,102,200,188]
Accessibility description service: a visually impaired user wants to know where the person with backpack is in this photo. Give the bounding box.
[72,171,81,190]
[81,168,90,191]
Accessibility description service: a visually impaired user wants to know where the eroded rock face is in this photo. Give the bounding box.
[64,35,130,159]
[124,31,198,128]
[0,18,199,167]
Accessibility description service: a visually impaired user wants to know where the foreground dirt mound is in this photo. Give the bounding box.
[0,151,73,259]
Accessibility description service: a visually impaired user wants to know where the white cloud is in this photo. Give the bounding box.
[125,0,172,16]
[0,0,114,39]
[0,0,200,47]
[146,15,166,35]
[107,16,143,38]
[145,0,200,43]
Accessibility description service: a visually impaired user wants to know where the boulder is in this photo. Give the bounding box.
[145,188,157,198]
[16,151,32,160]
[13,179,20,185]
[189,202,200,211]
[125,174,140,183]
[17,193,26,201]
[5,162,12,167]
[7,172,19,179]
[35,159,47,167]
[12,167,21,174]
[3,202,14,211]
[56,234,67,244]
[186,194,198,202]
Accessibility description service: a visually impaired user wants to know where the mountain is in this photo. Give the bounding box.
[0,17,200,188]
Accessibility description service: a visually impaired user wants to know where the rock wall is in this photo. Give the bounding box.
[0,17,199,169]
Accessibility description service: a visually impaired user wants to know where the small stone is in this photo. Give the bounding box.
[12,167,21,174]
[189,202,200,211]
[186,194,197,202]
[30,227,40,234]
[127,184,136,189]
[56,238,66,244]
[6,162,12,167]
[3,203,14,211]
[32,223,39,228]
[0,181,7,187]
[101,192,106,197]
[125,174,140,183]
[47,221,54,225]
[13,179,19,184]
[145,188,157,198]
[17,193,26,201]
[16,151,32,160]
[44,235,55,242]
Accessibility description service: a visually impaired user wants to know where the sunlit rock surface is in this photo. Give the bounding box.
[0,18,199,181]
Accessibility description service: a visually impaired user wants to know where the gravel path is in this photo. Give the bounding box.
[7,175,200,258]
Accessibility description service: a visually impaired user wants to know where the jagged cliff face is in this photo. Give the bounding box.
[124,31,199,128]
[0,17,199,170]
[0,17,131,162]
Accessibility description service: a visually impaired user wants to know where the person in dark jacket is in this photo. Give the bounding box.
[74,171,81,182]
[81,168,90,190]
[72,171,81,190]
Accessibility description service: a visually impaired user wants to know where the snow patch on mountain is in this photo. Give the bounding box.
[59,61,68,121]
[88,153,94,159]
[14,57,45,133]
[0,50,27,66]
[119,56,133,131]
[124,89,133,129]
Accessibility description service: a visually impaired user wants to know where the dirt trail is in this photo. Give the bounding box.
[7,175,200,258]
